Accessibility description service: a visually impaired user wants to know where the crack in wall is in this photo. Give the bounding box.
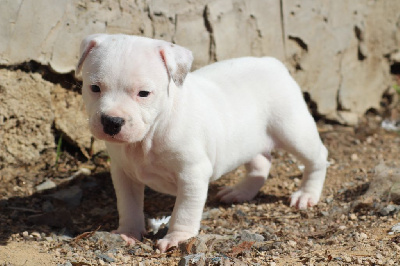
[279,0,286,57]
[203,5,217,63]
[354,25,366,61]
[288,36,308,52]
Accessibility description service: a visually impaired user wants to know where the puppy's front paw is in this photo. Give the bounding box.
[111,229,142,246]
[157,231,195,252]
[290,190,319,209]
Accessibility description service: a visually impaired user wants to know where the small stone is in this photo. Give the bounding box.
[179,234,229,254]
[359,233,368,239]
[240,230,264,242]
[350,154,358,161]
[35,179,56,191]
[343,256,352,262]
[22,231,30,239]
[121,256,130,263]
[202,208,221,219]
[178,253,205,266]
[138,242,154,252]
[339,225,346,230]
[325,197,333,204]
[349,213,357,220]
[380,205,400,216]
[96,253,115,263]
[31,232,41,240]
[390,223,400,234]
[287,240,296,247]
[321,211,329,216]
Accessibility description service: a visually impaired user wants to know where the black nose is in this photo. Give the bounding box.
[101,114,125,136]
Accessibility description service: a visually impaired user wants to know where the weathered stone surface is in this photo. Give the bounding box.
[51,85,105,157]
[207,0,284,61]
[0,69,55,169]
[283,0,400,123]
[2,0,399,123]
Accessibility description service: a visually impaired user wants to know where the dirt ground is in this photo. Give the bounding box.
[1,112,400,265]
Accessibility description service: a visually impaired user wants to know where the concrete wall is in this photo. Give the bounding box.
[1,0,400,167]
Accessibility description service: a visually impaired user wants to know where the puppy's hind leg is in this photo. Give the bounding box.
[273,113,328,210]
[217,153,271,203]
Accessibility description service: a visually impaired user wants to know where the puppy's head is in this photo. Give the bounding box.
[76,34,193,143]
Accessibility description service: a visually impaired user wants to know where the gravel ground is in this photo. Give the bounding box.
[1,114,400,265]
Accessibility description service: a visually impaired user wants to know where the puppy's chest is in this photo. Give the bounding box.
[123,148,179,195]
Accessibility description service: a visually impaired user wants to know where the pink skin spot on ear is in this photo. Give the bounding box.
[159,49,170,78]
[77,40,97,73]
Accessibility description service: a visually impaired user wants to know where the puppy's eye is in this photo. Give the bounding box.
[138,91,150,97]
[91,85,101,93]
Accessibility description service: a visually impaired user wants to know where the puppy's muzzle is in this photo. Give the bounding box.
[101,114,125,136]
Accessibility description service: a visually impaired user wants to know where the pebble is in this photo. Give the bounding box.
[380,205,400,216]
[325,197,333,204]
[343,256,352,262]
[287,240,296,247]
[121,256,130,263]
[349,213,357,220]
[35,179,56,191]
[240,230,265,242]
[389,223,400,234]
[96,253,115,263]
[178,253,205,266]
[31,232,41,240]
[359,233,368,239]
[179,234,229,254]
[202,208,221,219]
[59,263,72,266]
[22,231,30,240]
[351,154,358,161]
[321,211,329,216]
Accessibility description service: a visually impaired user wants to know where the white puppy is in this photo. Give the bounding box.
[76,34,328,252]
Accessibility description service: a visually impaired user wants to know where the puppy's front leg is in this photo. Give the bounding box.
[110,164,145,245]
[157,164,211,252]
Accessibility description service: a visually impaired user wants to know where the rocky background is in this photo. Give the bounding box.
[1,1,400,264]
[1,0,400,177]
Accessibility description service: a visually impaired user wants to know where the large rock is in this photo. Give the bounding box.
[283,0,400,123]
[0,69,55,169]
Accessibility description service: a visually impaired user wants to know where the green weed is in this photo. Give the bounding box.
[55,133,63,167]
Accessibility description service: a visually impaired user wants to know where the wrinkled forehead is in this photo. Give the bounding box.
[83,38,167,89]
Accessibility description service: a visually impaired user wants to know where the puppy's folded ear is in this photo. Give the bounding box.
[76,34,107,75]
[159,43,193,87]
